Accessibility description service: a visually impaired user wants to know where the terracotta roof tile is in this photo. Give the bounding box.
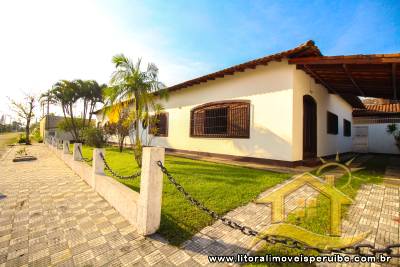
[165,40,321,92]
[353,103,400,117]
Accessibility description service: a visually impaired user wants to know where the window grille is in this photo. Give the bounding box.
[190,101,250,138]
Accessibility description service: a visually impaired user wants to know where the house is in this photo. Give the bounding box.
[39,115,74,141]
[95,40,400,166]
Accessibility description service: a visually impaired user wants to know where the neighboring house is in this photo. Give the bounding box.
[353,103,400,154]
[39,115,74,141]
[95,40,400,166]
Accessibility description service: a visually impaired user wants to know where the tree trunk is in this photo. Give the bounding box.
[25,118,30,145]
[69,105,79,141]
[88,101,95,126]
[134,98,142,167]
[82,99,87,129]
[118,134,125,152]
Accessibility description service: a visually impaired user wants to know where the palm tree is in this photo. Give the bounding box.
[76,80,106,128]
[39,89,57,117]
[105,54,166,166]
[51,80,80,140]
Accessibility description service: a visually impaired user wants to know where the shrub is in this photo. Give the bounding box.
[82,127,106,148]
[31,128,43,143]
[387,123,400,150]
[17,134,27,144]
[57,118,91,141]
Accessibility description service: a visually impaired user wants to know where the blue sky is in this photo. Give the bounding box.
[103,0,400,73]
[0,0,399,118]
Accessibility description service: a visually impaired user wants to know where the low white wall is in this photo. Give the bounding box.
[355,123,400,154]
[47,143,140,229]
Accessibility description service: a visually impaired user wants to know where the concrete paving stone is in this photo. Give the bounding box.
[168,250,190,266]
[158,245,179,257]
[28,248,49,263]
[143,250,166,266]
[72,250,94,266]
[137,240,157,257]
[119,250,142,265]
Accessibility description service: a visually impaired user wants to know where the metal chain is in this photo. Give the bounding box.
[66,143,73,154]
[77,146,93,163]
[99,152,141,179]
[156,160,400,257]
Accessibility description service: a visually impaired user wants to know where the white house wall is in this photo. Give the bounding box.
[152,61,296,161]
[292,68,353,161]
[355,123,400,154]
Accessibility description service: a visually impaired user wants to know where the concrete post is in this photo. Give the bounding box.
[137,147,165,235]
[63,141,70,154]
[93,148,105,175]
[73,143,82,161]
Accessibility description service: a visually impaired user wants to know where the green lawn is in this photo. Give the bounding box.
[0,132,20,157]
[251,154,390,266]
[76,145,291,245]
[0,132,19,148]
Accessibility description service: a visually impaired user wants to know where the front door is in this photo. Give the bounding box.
[303,95,317,159]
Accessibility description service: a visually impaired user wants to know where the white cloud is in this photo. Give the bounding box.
[0,0,210,120]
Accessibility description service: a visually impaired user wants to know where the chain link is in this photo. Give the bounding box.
[77,146,93,163]
[156,160,400,258]
[99,152,141,179]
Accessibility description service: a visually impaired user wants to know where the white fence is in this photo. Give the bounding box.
[45,137,164,235]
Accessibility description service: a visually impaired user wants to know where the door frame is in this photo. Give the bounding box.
[303,95,317,159]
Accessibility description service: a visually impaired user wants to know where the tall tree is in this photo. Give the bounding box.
[51,80,80,140]
[105,55,166,167]
[10,94,36,144]
[76,80,106,128]
[39,89,57,117]
[49,79,106,141]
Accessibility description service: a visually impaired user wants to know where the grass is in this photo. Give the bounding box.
[0,132,20,157]
[0,132,20,147]
[250,154,390,266]
[77,145,291,245]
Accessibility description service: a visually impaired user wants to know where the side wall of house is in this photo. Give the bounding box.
[292,68,353,160]
[151,61,297,161]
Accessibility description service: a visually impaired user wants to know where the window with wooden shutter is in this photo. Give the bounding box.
[327,111,338,135]
[150,113,168,137]
[343,119,351,137]
[190,101,250,138]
